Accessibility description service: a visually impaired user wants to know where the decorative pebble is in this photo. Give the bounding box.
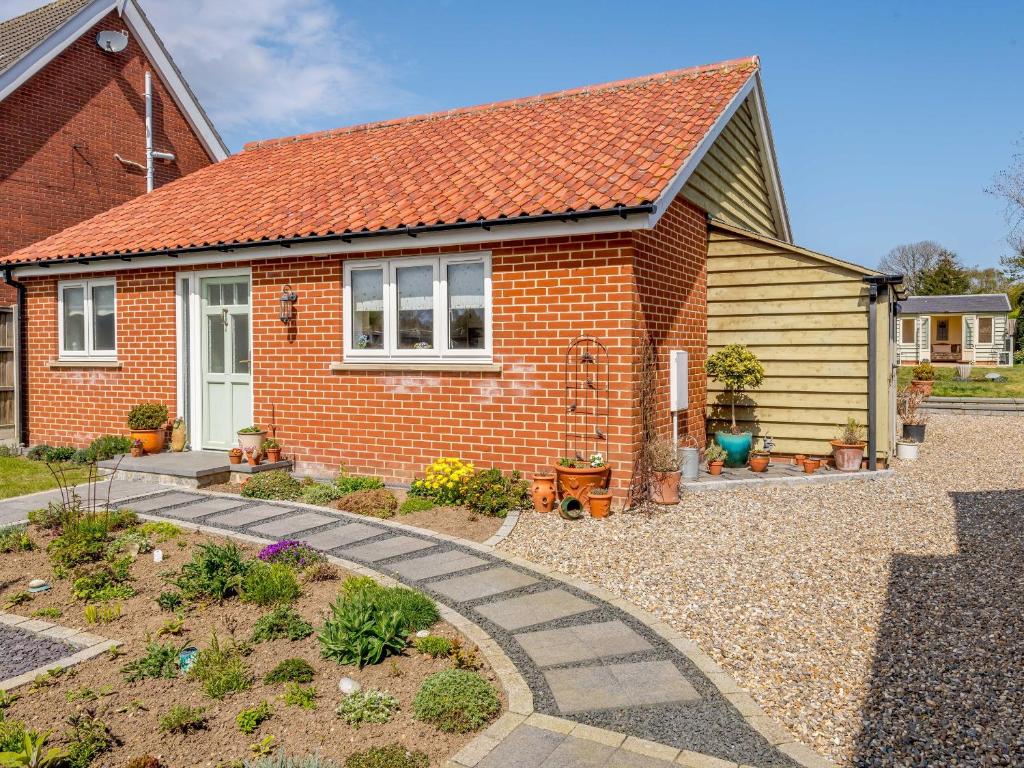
[416,629,430,638]
[338,677,361,695]
[27,578,50,593]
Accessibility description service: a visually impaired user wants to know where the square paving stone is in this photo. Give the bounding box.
[541,735,617,767]
[206,505,289,527]
[248,512,336,538]
[514,619,652,667]
[604,749,677,768]
[428,566,538,602]
[341,535,434,562]
[478,724,566,768]
[126,492,203,512]
[475,589,598,631]
[544,660,700,714]
[166,497,246,520]
[299,524,380,551]
[389,549,488,581]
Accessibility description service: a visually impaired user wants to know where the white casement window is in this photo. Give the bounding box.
[978,316,993,345]
[58,278,117,360]
[900,317,915,344]
[343,253,491,362]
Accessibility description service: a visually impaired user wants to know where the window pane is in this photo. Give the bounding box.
[235,280,249,306]
[901,318,915,343]
[448,262,485,350]
[206,283,221,306]
[62,286,86,353]
[221,283,235,306]
[396,265,433,350]
[979,318,993,344]
[91,284,115,352]
[351,269,384,350]
[207,315,225,373]
[233,314,250,374]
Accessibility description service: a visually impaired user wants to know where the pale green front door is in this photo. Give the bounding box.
[200,275,251,450]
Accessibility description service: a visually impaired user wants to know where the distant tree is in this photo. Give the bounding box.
[917,254,971,295]
[878,241,951,293]
[989,140,1024,281]
[965,266,1012,294]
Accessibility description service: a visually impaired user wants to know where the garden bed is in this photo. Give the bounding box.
[0,515,504,767]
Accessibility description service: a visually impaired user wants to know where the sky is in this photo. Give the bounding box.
[7,0,1023,271]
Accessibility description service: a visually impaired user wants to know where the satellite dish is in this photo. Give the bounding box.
[96,30,129,53]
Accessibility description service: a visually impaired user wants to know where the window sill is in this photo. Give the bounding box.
[330,361,501,374]
[49,359,122,369]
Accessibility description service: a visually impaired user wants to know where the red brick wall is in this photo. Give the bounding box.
[20,205,709,493]
[0,10,214,304]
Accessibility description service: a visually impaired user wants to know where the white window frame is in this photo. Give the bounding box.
[57,278,117,361]
[343,252,492,363]
[978,316,994,345]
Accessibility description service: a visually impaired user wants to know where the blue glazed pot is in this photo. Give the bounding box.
[715,431,753,467]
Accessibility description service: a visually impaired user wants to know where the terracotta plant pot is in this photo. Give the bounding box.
[708,460,724,476]
[237,430,267,453]
[558,496,585,520]
[246,452,261,466]
[910,379,934,396]
[793,454,806,466]
[749,454,770,473]
[130,428,164,455]
[130,442,144,458]
[831,440,866,472]
[802,459,818,474]
[588,494,612,518]
[650,470,681,504]
[530,474,557,513]
[554,465,610,511]
[228,452,242,465]
[266,448,282,464]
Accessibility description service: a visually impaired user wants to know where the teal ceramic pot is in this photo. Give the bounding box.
[715,431,753,467]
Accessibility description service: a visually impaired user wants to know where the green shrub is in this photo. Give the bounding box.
[0,525,33,553]
[300,482,344,507]
[335,689,398,728]
[334,471,385,495]
[241,471,302,501]
[126,403,168,431]
[397,497,434,515]
[282,683,317,710]
[414,636,453,658]
[155,591,184,611]
[47,522,108,570]
[107,530,152,556]
[251,606,313,643]
[335,489,398,519]
[85,435,133,462]
[912,361,937,381]
[27,504,63,531]
[64,710,119,768]
[189,634,251,699]
[341,577,439,632]
[122,641,179,681]
[32,606,62,619]
[171,542,250,601]
[463,469,528,518]
[158,705,207,734]
[241,562,301,606]
[413,669,499,733]
[72,558,135,601]
[236,701,273,734]
[248,755,342,768]
[319,590,407,668]
[139,521,181,542]
[26,445,76,463]
[263,658,315,685]
[345,745,428,768]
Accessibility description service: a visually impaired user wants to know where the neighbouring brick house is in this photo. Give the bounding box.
[1,56,899,488]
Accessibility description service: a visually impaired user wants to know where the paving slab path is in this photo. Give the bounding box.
[0,485,826,768]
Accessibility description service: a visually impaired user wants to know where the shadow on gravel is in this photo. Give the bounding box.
[853,489,1024,766]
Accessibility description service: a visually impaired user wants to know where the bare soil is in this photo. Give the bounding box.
[0,526,503,767]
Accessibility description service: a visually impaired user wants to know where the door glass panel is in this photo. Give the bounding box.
[207,315,225,373]
[447,261,485,349]
[62,286,86,353]
[206,283,221,306]
[352,268,384,350]
[233,314,250,374]
[396,265,433,349]
[91,284,116,352]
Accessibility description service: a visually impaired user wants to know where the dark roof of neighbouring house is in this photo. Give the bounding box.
[899,294,1012,314]
[2,56,763,266]
[0,0,91,74]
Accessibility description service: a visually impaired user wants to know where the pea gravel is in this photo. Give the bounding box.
[500,414,1024,767]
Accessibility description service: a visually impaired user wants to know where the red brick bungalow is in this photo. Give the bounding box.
[1,57,796,492]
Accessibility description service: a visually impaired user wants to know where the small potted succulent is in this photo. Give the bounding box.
[587,486,611,518]
[895,439,919,460]
[554,453,609,511]
[704,443,726,475]
[897,387,928,443]
[262,438,282,464]
[228,447,243,465]
[909,362,936,396]
[237,425,268,454]
[648,438,681,504]
[127,402,169,454]
[831,417,866,472]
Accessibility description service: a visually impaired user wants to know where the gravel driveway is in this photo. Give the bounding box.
[500,414,1024,766]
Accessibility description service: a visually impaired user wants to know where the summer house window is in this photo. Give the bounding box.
[58,278,117,359]
[901,318,915,344]
[343,254,491,361]
[978,317,993,344]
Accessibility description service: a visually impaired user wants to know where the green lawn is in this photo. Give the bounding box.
[897,365,1024,398]
[0,457,92,500]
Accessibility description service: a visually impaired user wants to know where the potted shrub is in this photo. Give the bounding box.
[170,417,187,452]
[648,438,681,504]
[706,344,765,467]
[529,474,557,513]
[897,387,928,443]
[895,439,919,460]
[704,443,726,476]
[831,417,866,472]
[127,402,169,454]
[263,438,282,464]
[909,362,936,396]
[237,425,268,454]
[553,454,609,511]
[228,447,243,465]
[587,486,612,518]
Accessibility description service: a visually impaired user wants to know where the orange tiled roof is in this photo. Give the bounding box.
[3,57,759,265]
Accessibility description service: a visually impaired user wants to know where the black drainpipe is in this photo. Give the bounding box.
[2,267,26,446]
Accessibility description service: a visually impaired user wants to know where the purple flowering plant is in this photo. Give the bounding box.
[258,539,325,569]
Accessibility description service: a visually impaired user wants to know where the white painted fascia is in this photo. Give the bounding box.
[8,211,655,278]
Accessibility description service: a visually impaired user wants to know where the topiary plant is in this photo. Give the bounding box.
[705,344,765,433]
[126,403,169,431]
[412,669,500,733]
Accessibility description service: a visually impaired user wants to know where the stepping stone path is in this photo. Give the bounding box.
[0,486,800,767]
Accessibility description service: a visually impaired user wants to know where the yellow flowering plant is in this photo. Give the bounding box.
[410,457,474,505]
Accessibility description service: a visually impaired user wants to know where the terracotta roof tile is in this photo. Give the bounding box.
[4,56,758,265]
